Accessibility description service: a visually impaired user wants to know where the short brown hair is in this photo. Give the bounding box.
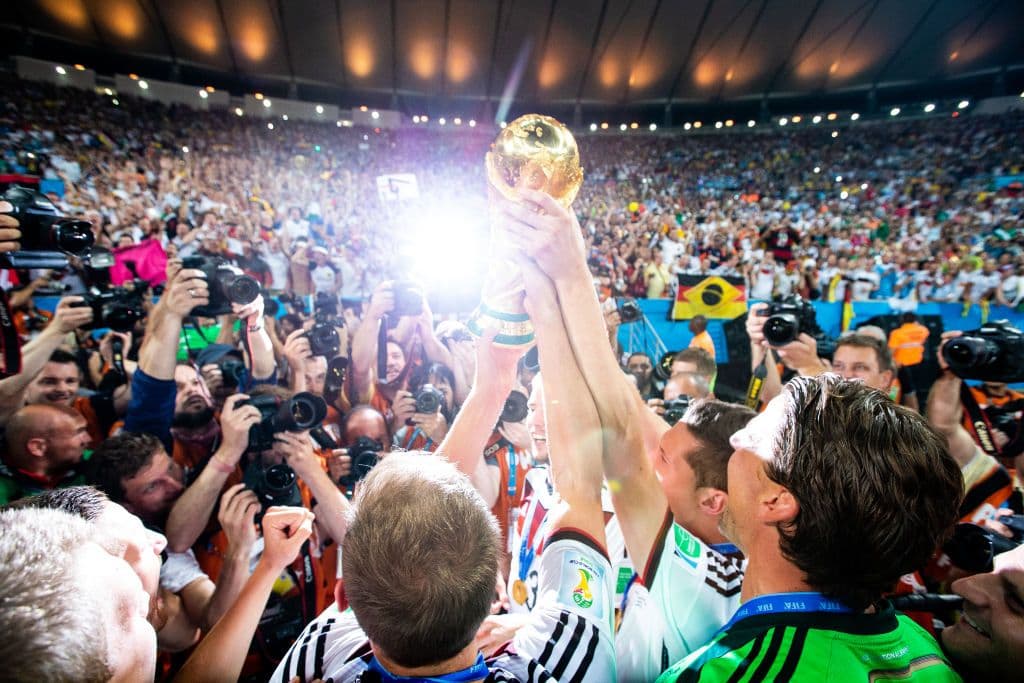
[341,454,499,667]
[835,334,893,372]
[86,433,164,503]
[681,399,756,491]
[673,348,716,378]
[0,508,111,681]
[4,486,109,521]
[767,375,963,610]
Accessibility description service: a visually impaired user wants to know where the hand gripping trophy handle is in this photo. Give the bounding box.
[468,115,584,348]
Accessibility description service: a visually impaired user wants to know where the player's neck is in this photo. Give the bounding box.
[372,643,486,682]
[739,545,813,604]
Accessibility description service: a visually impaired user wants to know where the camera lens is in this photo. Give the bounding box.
[501,390,529,423]
[227,275,260,305]
[942,337,995,372]
[763,314,799,346]
[263,464,297,497]
[52,220,96,255]
[282,392,327,430]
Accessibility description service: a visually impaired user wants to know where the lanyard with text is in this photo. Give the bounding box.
[366,653,490,682]
[506,444,517,499]
[719,592,854,634]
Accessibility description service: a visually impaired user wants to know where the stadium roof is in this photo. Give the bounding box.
[3,0,1023,121]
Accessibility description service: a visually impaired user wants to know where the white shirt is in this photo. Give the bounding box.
[310,264,337,295]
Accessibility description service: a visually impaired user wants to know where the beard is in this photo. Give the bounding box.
[172,406,215,430]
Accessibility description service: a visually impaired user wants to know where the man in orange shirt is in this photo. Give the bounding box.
[888,312,930,367]
[688,315,716,362]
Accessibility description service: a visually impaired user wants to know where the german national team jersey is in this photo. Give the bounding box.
[656,600,961,682]
[616,512,744,682]
[272,532,616,682]
[506,467,630,614]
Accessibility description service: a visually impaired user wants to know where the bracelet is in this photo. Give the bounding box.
[209,457,236,474]
[248,324,263,333]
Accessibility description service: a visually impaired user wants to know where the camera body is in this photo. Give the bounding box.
[340,436,382,488]
[76,286,146,333]
[500,390,529,424]
[759,295,823,346]
[218,356,246,389]
[239,391,327,452]
[663,396,692,427]
[242,461,302,516]
[181,256,260,317]
[0,186,95,270]
[414,383,445,414]
[941,320,1024,383]
[617,298,642,324]
[391,280,425,318]
[943,519,1023,573]
[305,322,340,358]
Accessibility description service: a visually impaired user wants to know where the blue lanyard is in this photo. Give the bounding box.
[506,445,517,498]
[709,542,739,556]
[366,654,489,682]
[407,427,433,451]
[719,592,854,634]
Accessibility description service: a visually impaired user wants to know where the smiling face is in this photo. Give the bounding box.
[173,365,213,418]
[25,361,80,407]
[942,545,1024,679]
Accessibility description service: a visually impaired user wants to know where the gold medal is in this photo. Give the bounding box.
[512,579,528,605]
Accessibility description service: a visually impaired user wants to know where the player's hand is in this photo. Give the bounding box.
[259,507,315,571]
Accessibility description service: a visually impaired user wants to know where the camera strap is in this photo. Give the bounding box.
[0,288,21,379]
[960,384,1002,458]
[744,357,768,410]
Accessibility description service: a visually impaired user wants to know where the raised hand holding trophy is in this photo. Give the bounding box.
[468,114,584,347]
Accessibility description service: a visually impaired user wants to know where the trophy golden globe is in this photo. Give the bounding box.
[468,114,584,347]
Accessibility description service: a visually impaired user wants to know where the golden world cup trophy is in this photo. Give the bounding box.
[468,114,584,347]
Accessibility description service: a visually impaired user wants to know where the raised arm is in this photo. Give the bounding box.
[349,282,393,403]
[926,332,979,468]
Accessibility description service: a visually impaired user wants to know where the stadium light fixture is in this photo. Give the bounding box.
[850,112,860,121]
[182,146,189,154]
[725,120,734,127]
[112,99,119,106]
[649,123,657,131]
[205,86,215,92]
[693,121,702,129]
[316,105,324,114]
[791,115,802,123]
[841,191,849,199]
[264,99,271,108]
[138,80,149,90]
[199,90,208,99]
[835,175,843,182]
[254,93,263,100]
[74,64,85,71]
[55,66,66,75]
[500,121,507,128]
[813,166,821,173]
[860,183,868,190]
[812,115,822,124]
[924,103,935,113]
[129,73,139,80]
[439,118,446,125]
[267,123,274,130]
[371,111,380,120]
[360,105,368,112]
[747,120,755,127]
[620,123,627,131]
[590,123,597,131]
[827,113,837,121]
[282,114,288,121]
[889,107,900,116]
[235,108,243,116]
[831,131,839,138]
[1020,91,1024,98]
[957,100,969,109]
[413,115,420,123]
[469,120,476,127]
[104,88,113,96]
[422,115,429,122]
[779,117,788,126]
[600,122,609,129]
[715,121,723,129]
[684,123,692,130]
[453,117,462,125]
[630,122,639,129]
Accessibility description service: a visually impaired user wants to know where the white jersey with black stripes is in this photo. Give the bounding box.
[273,535,616,683]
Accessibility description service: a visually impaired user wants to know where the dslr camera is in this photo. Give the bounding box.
[414,383,445,414]
[75,285,146,333]
[617,298,642,324]
[942,517,1024,573]
[305,323,340,358]
[941,320,1024,383]
[181,256,261,317]
[0,186,94,270]
[759,295,824,346]
[340,436,382,488]
[391,280,425,318]
[242,460,302,518]
[239,391,328,452]
[500,390,529,424]
[663,396,691,427]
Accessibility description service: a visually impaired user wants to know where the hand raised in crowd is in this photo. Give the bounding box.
[326,448,351,483]
[745,302,770,347]
[50,295,94,333]
[273,431,319,480]
[0,200,21,252]
[936,330,963,371]
[282,328,312,370]
[218,394,262,465]
[163,266,209,318]
[259,507,315,572]
[98,330,132,366]
[473,329,526,395]
[776,333,828,376]
[496,188,588,279]
[217,483,260,553]
[165,257,183,283]
[232,294,264,331]
[391,390,417,429]
[365,280,395,321]
[409,409,448,443]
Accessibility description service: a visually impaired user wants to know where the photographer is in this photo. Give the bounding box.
[392,361,455,452]
[0,404,91,505]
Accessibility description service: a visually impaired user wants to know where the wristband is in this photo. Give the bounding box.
[209,456,236,474]
[248,324,263,333]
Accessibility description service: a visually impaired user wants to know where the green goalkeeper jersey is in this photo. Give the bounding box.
[656,598,961,682]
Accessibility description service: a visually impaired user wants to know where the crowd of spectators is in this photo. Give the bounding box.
[0,72,1022,683]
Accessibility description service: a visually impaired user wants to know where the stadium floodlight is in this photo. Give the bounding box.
[835,175,843,182]
[649,123,657,131]
[263,99,271,108]
[630,122,639,129]
[725,120,734,127]
[684,123,692,130]
[454,117,462,125]
[620,123,627,131]
[282,114,289,121]
[747,120,755,127]
[590,123,597,131]
[779,117,788,126]
[316,105,324,114]
[199,90,208,99]
[924,103,935,113]
[413,115,420,123]
[372,111,380,120]
[500,121,507,128]
[889,107,900,116]
[958,100,969,109]
[112,99,119,106]
[469,120,476,127]
[138,80,149,90]
[813,166,821,173]
[841,191,849,199]
[235,108,243,116]
[600,122,609,129]
[850,112,860,121]
[812,115,822,124]
[267,123,274,130]
[337,120,342,127]
[74,64,85,71]
[715,121,723,129]
[860,183,868,190]
[182,146,189,154]
[831,131,838,138]
[104,88,113,96]
[254,93,263,100]
[439,118,446,125]
[693,121,702,129]
[55,66,66,75]
[421,115,429,122]
[791,115,802,123]
[827,113,837,121]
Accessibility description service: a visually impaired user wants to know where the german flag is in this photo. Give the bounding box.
[671,274,747,320]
